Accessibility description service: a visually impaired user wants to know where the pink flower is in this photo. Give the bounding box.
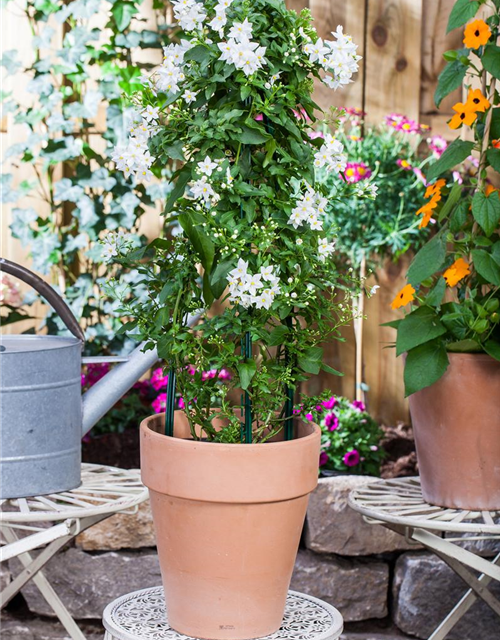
[322,396,337,410]
[325,413,339,431]
[86,363,110,387]
[81,373,87,387]
[201,369,217,381]
[343,449,360,467]
[315,404,323,412]
[385,113,423,134]
[319,452,329,466]
[150,368,168,390]
[308,131,325,140]
[292,106,310,122]
[452,171,463,184]
[351,400,366,412]
[178,396,185,409]
[413,167,426,185]
[305,412,313,421]
[370,445,378,451]
[133,380,150,397]
[428,135,447,159]
[397,158,413,171]
[254,113,264,121]
[218,368,232,381]
[293,406,303,415]
[344,162,372,183]
[152,393,167,414]
[186,365,196,376]
[0,274,22,307]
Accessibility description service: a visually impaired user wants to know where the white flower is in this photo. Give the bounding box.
[227,260,280,309]
[197,156,218,176]
[370,285,380,295]
[296,238,303,245]
[172,0,206,31]
[191,176,215,204]
[228,18,253,42]
[229,258,249,280]
[253,290,274,309]
[314,135,347,174]
[318,237,335,262]
[142,105,159,122]
[208,10,227,32]
[260,265,274,281]
[183,89,198,103]
[101,231,131,263]
[243,272,263,296]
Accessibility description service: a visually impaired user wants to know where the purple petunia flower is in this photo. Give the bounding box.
[152,392,167,414]
[343,449,360,467]
[322,396,337,410]
[351,400,366,412]
[319,452,329,466]
[305,412,313,421]
[325,413,339,431]
[151,367,169,390]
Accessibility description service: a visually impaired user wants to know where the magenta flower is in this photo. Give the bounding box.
[186,365,196,376]
[81,373,87,387]
[305,412,313,421]
[343,449,360,467]
[293,405,303,415]
[322,396,337,410]
[385,113,423,134]
[428,135,447,159]
[151,368,168,390]
[344,162,372,183]
[319,452,329,466]
[397,158,413,171]
[315,404,323,412]
[254,113,264,121]
[308,131,325,140]
[218,368,232,381]
[152,393,167,414]
[201,369,217,381]
[86,363,110,387]
[325,412,339,431]
[352,400,366,412]
[413,167,426,184]
[178,396,185,410]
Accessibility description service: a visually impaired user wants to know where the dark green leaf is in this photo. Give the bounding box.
[407,232,447,286]
[486,148,500,173]
[492,241,500,265]
[159,281,176,303]
[268,325,289,346]
[111,2,139,31]
[163,168,191,214]
[426,139,475,182]
[404,340,449,396]
[447,339,482,352]
[209,260,233,298]
[298,346,323,375]
[178,212,215,273]
[446,0,479,32]
[426,277,446,307]
[483,339,500,361]
[237,359,257,390]
[435,59,468,107]
[184,45,211,64]
[238,124,271,144]
[450,200,470,232]
[472,191,500,236]
[396,306,447,356]
[482,45,500,80]
[472,248,500,285]
[381,319,402,329]
[438,182,463,222]
[322,363,344,376]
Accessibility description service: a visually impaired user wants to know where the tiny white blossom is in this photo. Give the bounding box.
[197,156,218,176]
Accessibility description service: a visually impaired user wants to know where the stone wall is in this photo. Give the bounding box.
[4,476,500,640]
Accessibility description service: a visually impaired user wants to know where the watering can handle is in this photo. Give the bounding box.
[0,257,85,344]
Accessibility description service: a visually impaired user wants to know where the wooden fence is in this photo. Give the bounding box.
[2,0,463,425]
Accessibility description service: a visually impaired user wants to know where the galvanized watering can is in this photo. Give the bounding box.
[0,258,158,499]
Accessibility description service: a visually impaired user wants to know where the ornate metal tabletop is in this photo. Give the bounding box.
[0,463,148,523]
[103,588,344,640]
[348,476,500,535]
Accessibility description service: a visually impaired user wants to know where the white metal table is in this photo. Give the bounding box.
[348,477,500,640]
[102,587,344,640]
[1,463,149,640]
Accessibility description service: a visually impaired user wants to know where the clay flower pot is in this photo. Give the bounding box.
[409,352,500,510]
[140,411,320,640]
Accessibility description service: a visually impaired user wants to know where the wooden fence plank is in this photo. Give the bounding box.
[364,0,423,124]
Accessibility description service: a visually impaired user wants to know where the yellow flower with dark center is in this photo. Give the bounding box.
[391,284,416,310]
[463,19,491,49]
[443,258,471,287]
[466,88,490,113]
[449,102,477,129]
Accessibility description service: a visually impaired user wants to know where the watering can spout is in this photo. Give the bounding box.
[81,342,158,436]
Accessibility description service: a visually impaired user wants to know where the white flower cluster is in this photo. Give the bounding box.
[313,134,347,173]
[111,108,159,181]
[288,186,327,231]
[101,230,131,263]
[354,182,378,199]
[318,237,335,262]
[227,259,281,310]
[304,26,360,90]
[171,0,206,31]
[189,155,224,208]
[140,40,191,96]
[217,18,267,76]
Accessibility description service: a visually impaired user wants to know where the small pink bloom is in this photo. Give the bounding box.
[178,396,185,409]
[81,374,87,387]
[308,131,325,140]
[413,167,426,185]
[370,445,378,451]
[325,413,339,431]
[351,400,366,412]
[397,158,413,171]
[315,404,323,413]
[254,113,264,121]
[152,393,167,414]
[319,452,329,466]
[322,396,337,410]
[305,413,313,421]
[218,368,232,381]
[343,449,360,467]
[452,171,463,184]
[186,365,196,376]
[344,162,372,184]
[86,363,110,387]
[428,135,447,158]
[293,406,303,415]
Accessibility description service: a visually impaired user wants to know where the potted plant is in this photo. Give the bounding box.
[388,0,500,510]
[104,0,360,637]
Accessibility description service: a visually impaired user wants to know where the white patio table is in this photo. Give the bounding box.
[0,463,148,640]
[348,476,500,640]
[102,587,344,640]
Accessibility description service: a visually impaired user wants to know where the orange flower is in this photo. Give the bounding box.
[463,19,491,49]
[449,102,477,129]
[466,88,490,113]
[443,258,471,287]
[486,184,500,198]
[492,140,500,149]
[391,284,416,310]
[425,179,446,199]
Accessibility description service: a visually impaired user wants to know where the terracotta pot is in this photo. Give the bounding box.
[409,352,500,510]
[140,411,320,640]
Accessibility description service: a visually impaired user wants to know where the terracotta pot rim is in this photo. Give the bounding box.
[446,351,499,361]
[140,412,320,450]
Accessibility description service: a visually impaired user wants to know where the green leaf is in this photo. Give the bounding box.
[472,249,500,285]
[178,213,215,273]
[237,359,257,390]
[404,340,449,396]
[268,325,289,347]
[396,306,447,356]
[482,45,500,80]
[438,182,463,222]
[486,148,500,173]
[184,45,211,64]
[209,260,233,298]
[426,277,447,307]
[446,0,479,32]
[240,85,252,100]
[407,232,447,286]
[491,108,500,140]
[450,200,470,232]
[472,191,500,236]
[163,168,191,214]
[492,240,500,265]
[434,59,468,107]
[322,363,344,376]
[111,2,139,31]
[483,339,500,361]
[238,124,271,144]
[163,141,185,162]
[447,339,482,352]
[381,319,402,329]
[298,346,323,375]
[159,281,176,303]
[426,139,475,182]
